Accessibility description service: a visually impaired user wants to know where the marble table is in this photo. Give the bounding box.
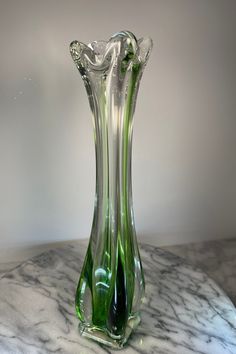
[0,242,236,354]
[164,238,236,306]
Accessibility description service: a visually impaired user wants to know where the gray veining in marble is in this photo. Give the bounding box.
[164,238,236,305]
[0,242,235,353]
[0,261,19,276]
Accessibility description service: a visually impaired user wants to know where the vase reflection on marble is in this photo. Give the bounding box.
[70,31,152,348]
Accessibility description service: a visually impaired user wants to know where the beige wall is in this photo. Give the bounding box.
[0,0,236,248]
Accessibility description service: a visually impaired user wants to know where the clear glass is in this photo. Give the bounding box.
[70,30,152,348]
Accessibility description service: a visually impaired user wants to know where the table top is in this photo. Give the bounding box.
[163,237,236,305]
[0,241,235,354]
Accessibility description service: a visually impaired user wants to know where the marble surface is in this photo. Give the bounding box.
[0,261,19,276]
[163,238,236,306]
[0,242,236,353]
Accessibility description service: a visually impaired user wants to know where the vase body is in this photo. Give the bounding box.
[70,31,152,348]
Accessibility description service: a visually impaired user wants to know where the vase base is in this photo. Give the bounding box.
[78,315,141,349]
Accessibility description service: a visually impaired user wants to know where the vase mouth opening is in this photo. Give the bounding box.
[70,30,153,73]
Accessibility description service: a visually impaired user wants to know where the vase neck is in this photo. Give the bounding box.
[90,65,141,253]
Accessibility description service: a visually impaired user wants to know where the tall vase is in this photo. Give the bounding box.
[70,31,152,348]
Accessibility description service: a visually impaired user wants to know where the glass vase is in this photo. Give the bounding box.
[70,30,152,348]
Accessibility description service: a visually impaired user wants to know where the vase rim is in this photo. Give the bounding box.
[70,30,153,72]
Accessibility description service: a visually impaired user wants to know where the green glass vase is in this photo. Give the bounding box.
[70,31,152,348]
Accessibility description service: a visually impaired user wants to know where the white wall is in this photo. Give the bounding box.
[0,0,236,248]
